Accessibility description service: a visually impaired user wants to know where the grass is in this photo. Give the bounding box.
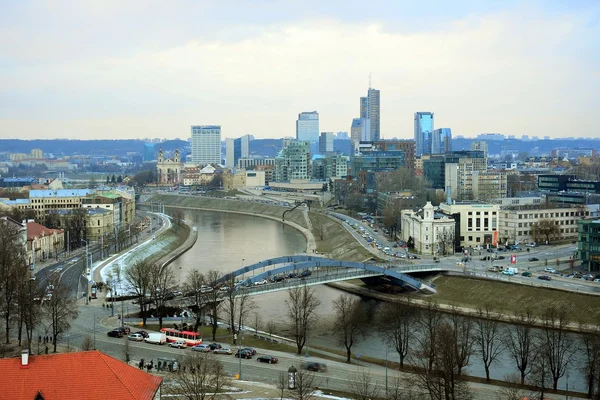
[433,275,600,325]
[308,212,372,261]
[146,223,191,265]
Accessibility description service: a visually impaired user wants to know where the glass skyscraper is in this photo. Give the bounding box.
[432,128,452,154]
[296,111,319,143]
[414,112,434,156]
[225,134,250,168]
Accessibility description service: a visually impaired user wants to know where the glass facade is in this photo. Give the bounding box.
[296,111,319,143]
[432,128,452,154]
[578,219,600,272]
[414,112,434,156]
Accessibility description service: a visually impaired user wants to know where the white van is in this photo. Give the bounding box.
[145,332,166,345]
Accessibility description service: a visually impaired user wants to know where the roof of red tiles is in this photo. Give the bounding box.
[26,221,63,240]
[0,350,162,400]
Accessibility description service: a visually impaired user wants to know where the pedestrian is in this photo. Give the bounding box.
[150,359,154,370]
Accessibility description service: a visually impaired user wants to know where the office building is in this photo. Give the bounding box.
[237,157,276,170]
[311,154,348,180]
[225,135,250,168]
[443,151,487,200]
[296,111,319,143]
[439,201,500,250]
[471,141,488,157]
[400,202,456,255]
[432,128,452,154]
[143,143,155,162]
[274,140,311,182]
[414,112,434,156]
[319,132,334,154]
[351,118,371,145]
[191,125,222,166]
[371,140,416,171]
[360,88,381,141]
[578,218,600,272]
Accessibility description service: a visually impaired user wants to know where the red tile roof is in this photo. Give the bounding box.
[26,221,63,241]
[0,350,162,400]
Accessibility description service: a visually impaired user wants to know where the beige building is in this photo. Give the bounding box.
[400,202,456,255]
[439,201,500,249]
[156,149,183,185]
[471,170,508,200]
[26,221,64,266]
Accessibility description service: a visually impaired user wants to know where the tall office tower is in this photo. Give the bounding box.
[350,118,371,144]
[359,89,381,141]
[432,128,452,154]
[296,111,319,143]
[414,112,434,156]
[471,141,489,158]
[143,143,155,161]
[191,125,222,165]
[319,132,334,154]
[225,134,250,168]
[360,97,369,119]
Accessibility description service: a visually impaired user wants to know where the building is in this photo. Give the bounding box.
[432,128,452,154]
[223,170,266,190]
[414,112,434,156]
[351,118,371,147]
[27,189,94,215]
[444,151,487,200]
[191,125,222,165]
[371,140,416,171]
[471,141,488,157]
[296,111,319,143]
[423,155,446,189]
[237,157,276,170]
[400,202,456,255]
[471,170,509,201]
[578,218,600,272]
[26,221,64,267]
[361,88,380,141]
[439,201,500,250]
[256,165,274,184]
[553,148,597,159]
[0,216,27,257]
[225,135,250,168]
[319,132,334,154]
[143,142,155,161]
[156,149,183,185]
[274,140,311,182]
[0,177,37,188]
[311,154,348,180]
[30,149,43,159]
[0,350,162,400]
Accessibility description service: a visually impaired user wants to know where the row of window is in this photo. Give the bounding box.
[509,211,588,219]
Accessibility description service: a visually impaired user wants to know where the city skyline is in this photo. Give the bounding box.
[0,1,598,140]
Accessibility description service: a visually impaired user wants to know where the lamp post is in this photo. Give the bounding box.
[238,332,243,380]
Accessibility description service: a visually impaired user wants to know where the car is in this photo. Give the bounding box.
[214,347,232,355]
[528,257,539,262]
[300,270,312,278]
[288,272,298,278]
[527,242,537,247]
[219,286,230,292]
[241,347,256,355]
[582,274,595,281]
[521,271,532,277]
[594,279,600,283]
[257,355,279,364]
[128,333,144,341]
[169,340,188,349]
[207,343,222,351]
[480,256,490,261]
[544,267,557,274]
[107,330,123,338]
[304,362,327,372]
[235,349,252,359]
[538,275,552,281]
[134,330,149,338]
[192,344,211,352]
[501,270,514,276]
[115,327,131,335]
[496,255,506,260]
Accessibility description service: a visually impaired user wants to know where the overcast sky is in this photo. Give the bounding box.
[1,1,598,141]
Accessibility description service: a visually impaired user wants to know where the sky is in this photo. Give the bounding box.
[0,0,598,141]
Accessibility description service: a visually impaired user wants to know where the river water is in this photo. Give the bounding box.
[168,208,586,393]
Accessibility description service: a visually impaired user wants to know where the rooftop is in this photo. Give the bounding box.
[26,221,63,240]
[29,189,94,198]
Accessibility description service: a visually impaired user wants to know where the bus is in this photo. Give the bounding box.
[160,328,202,346]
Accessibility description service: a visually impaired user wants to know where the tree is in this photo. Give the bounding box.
[505,310,536,385]
[123,259,152,327]
[538,306,575,390]
[289,369,316,400]
[448,310,475,376]
[16,273,42,353]
[88,175,97,188]
[111,174,116,184]
[331,294,367,363]
[204,270,223,341]
[208,174,223,189]
[117,175,123,183]
[531,219,559,244]
[276,371,288,400]
[349,367,380,400]
[81,334,94,351]
[579,327,600,398]
[382,200,404,239]
[148,263,177,329]
[172,209,185,233]
[376,297,417,368]
[437,230,455,257]
[416,298,443,372]
[183,270,207,332]
[43,276,79,352]
[285,285,321,355]
[66,208,88,250]
[474,304,505,381]
[166,351,229,400]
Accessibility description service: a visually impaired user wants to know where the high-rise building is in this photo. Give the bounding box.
[359,89,380,141]
[432,128,452,154]
[351,118,371,144]
[319,132,334,154]
[296,111,319,143]
[414,112,434,156]
[225,135,250,168]
[143,143,155,162]
[274,140,311,182]
[360,97,368,119]
[191,125,222,166]
[471,141,488,158]
[336,131,349,140]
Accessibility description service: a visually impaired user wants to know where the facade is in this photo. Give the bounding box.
[237,157,276,169]
[400,202,456,255]
[471,170,508,200]
[350,151,406,175]
[143,142,155,161]
[423,155,446,189]
[0,216,27,257]
[311,154,348,180]
[319,132,334,154]
[191,125,222,165]
[578,218,600,272]
[225,135,250,168]
[0,177,37,188]
[350,118,371,146]
[156,149,183,185]
[432,128,452,154]
[371,140,416,171]
[274,141,311,182]
[26,221,64,267]
[471,141,488,157]
[364,88,380,141]
[444,150,487,200]
[439,201,500,249]
[296,111,319,143]
[414,112,434,156]
[26,189,94,215]
[256,164,274,184]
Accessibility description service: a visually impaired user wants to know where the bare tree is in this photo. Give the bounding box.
[123,259,152,327]
[252,311,262,335]
[148,263,177,329]
[182,269,207,332]
[505,310,536,385]
[289,369,316,400]
[416,298,443,372]
[266,320,277,339]
[494,373,532,400]
[579,327,600,398]
[204,270,222,341]
[387,373,420,400]
[81,334,94,351]
[285,285,321,355]
[236,290,257,338]
[377,297,417,368]
[17,274,42,353]
[448,309,475,376]
[221,274,238,343]
[538,306,575,390]
[528,343,551,400]
[474,304,505,381]
[166,351,229,400]
[43,276,79,352]
[276,371,287,400]
[531,219,559,244]
[332,294,367,363]
[349,367,381,400]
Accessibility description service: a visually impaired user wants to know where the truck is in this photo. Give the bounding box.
[145,332,167,345]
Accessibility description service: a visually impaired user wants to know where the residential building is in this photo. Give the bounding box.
[237,157,276,170]
[400,202,456,255]
[256,164,274,184]
[319,132,334,154]
[471,141,488,157]
[578,218,600,272]
[30,149,43,159]
[0,350,162,400]
[439,201,500,250]
[274,140,311,182]
[191,125,222,165]
[26,221,64,267]
[432,128,452,154]
[27,189,94,215]
[414,112,434,156]
[311,154,348,180]
[296,111,319,143]
[471,170,509,200]
[225,134,250,168]
[444,151,487,200]
[156,149,183,185]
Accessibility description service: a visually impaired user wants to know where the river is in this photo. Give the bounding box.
[168,208,586,393]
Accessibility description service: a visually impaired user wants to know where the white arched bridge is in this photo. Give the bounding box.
[216,255,440,296]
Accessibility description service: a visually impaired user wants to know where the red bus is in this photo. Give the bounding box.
[160,328,202,346]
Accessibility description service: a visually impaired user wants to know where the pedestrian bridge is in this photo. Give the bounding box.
[218,255,440,295]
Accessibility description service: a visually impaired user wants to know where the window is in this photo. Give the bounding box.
[468,236,473,241]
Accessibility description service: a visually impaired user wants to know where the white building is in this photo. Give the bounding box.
[191,125,222,166]
[439,201,500,249]
[400,202,456,255]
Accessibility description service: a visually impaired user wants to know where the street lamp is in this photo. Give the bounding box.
[237,332,243,380]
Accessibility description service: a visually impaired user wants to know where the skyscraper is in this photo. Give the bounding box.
[319,132,334,154]
[432,128,452,154]
[296,111,319,143]
[360,97,369,119]
[367,88,380,141]
[191,125,222,165]
[225,134,250,168]
[351,118,371,143]
[414,112,434,156]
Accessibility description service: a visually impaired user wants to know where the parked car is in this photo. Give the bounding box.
[527,242,537,247]
[207,343,222,351]
[169,340,188,349]
[133,330,149,338]
[528,257,539,262]
[128,333,144,341]
[288,272,298,278]
[521,271,532,277]
[214,347,232,355]
[192,344,211,352]
[235,349,253,359]
[253,279,268,286]
[257,355,279,364]
[538,275,552,281]
[115,327,131,335]
[107,330,123,338]
[304,362,327,372]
